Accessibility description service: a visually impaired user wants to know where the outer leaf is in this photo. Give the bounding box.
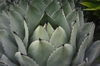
[85,41,100,66]
[8,11,24,40]
[34,13,58,29]
[25,5,43,36]
[13,32,27,55]
[0,62,8,66]
[69,22,77,51]
[10,4,25,17]
[31,0,46,12]
[78,9,84,28]
[0,29,17,63]
[62,2,72,16]
[44,22,54,38]
[42,0,51,5]
[50,26,67,48]
[45,0,60,16]
[28,40,54,66]
[73,35,89,66]
[23,21,29,49]
[77,60,88,66]
[87,23,95,48]
[51,9,70,39]
[0,23,7,29]
[77,23,93,48]
[0,12,10,28]
[47,44,74,66]
[66,10,77,27]
[69,1,75,10]
[19,0,27,11]
[15,52,39,66]
[30,26,49,43]
[0,55,17,66]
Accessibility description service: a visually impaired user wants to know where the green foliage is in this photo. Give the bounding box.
[81,0,100,17]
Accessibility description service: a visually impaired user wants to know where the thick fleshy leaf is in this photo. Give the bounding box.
[13,32,27,55]
[73,35,89,66]
[15,52,39,66]
[45,0,60,16]
[77,60,88,66]
[32,13,57,30]
[44,22,54,38]
[23,21,29,49]
[0,12,10,28]
[66,10,77,27]
[69,22,77,51]
[8,11,24,40]
[30,26,49,43]
[19,1,27,11]
[42,0,51,5]
[0,23,7,29]
[77,22,93,48]
[47,44,74,66]
[62,2,72,16]
[0,62,8,66]
[31,0,46,12]
[78,9,84,28]
[78,23,95,49]
[10,4,25,17]
[87,23,95,48]
[0,29,17,63]
[28,40,54,66]
[51,9,70,39]
[0,55,17,66]
[69,1,75,10]
[61,0,68,5]
[50,26,67,48]
[25,5,43,36]
[85,41,100,66]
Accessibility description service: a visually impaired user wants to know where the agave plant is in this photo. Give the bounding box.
[0,0,100,66]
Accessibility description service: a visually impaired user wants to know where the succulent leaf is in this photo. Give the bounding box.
[0,55,17,66]
[10,4,25,17]
[85,41,100,66]
[62,2,72,16]
[8,11,25,40]
[42,0,51,5]
[77,60,88,66]
[28,40,54,66]
[31,0,46,12]
[18,0,27,11]
[25,4,43,36]
[44,22,54,38]
[73,34,89,66]
[70,22,78,51]
[51,9,70,39]
[47,44,74,66]
[15,52,39,66]
[45,0,60,16]
[23,21,29,49]
[0,29,17,63]
[50,26,67,48]
[30,26,49,43]
[13,32,27,55]
[66,10,77,26]
[0,12,10,28]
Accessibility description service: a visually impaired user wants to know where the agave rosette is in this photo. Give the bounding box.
[0,0,100,66]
